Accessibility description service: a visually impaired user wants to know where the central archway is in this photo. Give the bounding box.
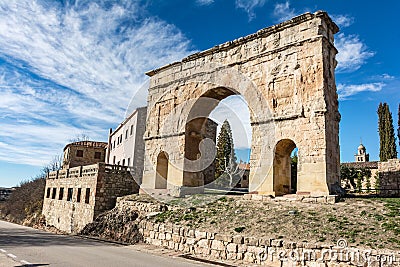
[183,87,251,192]
[183,87,251,193]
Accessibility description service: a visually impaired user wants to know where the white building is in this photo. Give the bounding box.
[106,107,147,184]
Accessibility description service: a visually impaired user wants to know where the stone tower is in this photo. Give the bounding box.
[355,143,369,162]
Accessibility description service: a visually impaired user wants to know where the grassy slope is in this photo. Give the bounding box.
[138,195,400,250]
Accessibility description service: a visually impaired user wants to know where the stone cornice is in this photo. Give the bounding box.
[146,11,338,77]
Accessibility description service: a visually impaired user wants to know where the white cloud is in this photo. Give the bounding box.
[337,83,385,100]
[381,73,395,80]
[272,1,296,23]
[335,33,375,72]
[0,0,194,167]
[196,0,214,6]
[236,0,267,20]
[331,14,354,28]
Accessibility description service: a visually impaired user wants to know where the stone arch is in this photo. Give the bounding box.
[155,151,169,189]
[141,12,340,197]
[182,87,253,190]
[273,139,297,196]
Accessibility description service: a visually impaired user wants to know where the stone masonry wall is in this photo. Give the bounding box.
[113,198,399,266]
[138,220,400,266]
[43,163,139,233]
[62,142,107,169]
[94,164,140,217]
[378,159,400,196]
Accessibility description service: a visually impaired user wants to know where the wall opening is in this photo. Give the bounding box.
[184,87,251,190]
[58,187,64,200]
[155,151,169,189]
[77,188,82,202]
[273,139,297,196]
[85,188,90,204]
[67,188,73,201]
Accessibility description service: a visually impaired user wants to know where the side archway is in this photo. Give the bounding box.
[155,151,169,189]
[273,139,297,196]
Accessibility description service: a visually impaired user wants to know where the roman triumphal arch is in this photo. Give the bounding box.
[141,11,341,197]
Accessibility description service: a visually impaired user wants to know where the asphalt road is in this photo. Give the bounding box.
[0,220,217,267]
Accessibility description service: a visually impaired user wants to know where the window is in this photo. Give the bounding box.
[127,158,130,167]
[120,135,122,143]
[125,129,128,139]
[110,143,113,150]
[113,140,116,148]
[117,161,120,165]
[122,159,125,166]
[46,188,51,198]
[52,188,57,199]
[94,152,101,159]
[77,188,82,203]
[85,188,90,204]
[58,187,64,200]
[76,150,84,157]
[113,156,116,164]
[243,175,247,180]
[67,188,73,201]
[130,125,133,135]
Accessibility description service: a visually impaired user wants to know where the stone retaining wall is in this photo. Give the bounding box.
[116,198,399,266]
[243,193,339,204]
[138,220,399,266]
[378,159,400,197]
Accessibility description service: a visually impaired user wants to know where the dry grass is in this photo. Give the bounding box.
[143,195,400,250]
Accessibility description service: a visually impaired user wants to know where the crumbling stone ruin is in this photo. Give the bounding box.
[141,11,341,197]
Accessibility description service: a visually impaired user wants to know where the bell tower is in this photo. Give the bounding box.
[355,142,369,162]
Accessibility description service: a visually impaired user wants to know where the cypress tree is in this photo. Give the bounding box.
[384,104,397,160]
[378,103,386,161]
[215,120,237,179]
[398,103,400,147]
[378,103,398,161]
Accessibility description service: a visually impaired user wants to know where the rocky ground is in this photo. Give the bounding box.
[80,205,142,244]
[92,194,400,250]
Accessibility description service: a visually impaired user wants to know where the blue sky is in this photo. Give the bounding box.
[0,0,399,187]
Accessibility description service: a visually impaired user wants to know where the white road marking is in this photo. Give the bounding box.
[7,253,17,258]
[0,249,6,253]
[20,260,32,265]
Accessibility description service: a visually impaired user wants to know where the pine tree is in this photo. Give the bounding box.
[215,120,238,187]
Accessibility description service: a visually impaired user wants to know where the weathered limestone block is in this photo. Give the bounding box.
[243,252,255,263]
[195,230,207,239]
[233,235,244,244]
[211,240,225,251]
[215,234,232,242]
[245,237,259,246]
[227,243,238,253]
